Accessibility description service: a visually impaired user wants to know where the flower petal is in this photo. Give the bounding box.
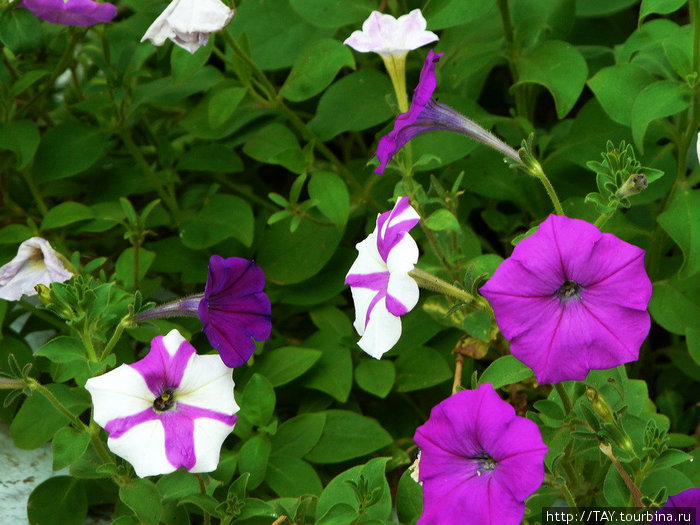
[19,0,117,26]
[107,420,174,478]
[191,417,237,472]
[177,355,238,415]
[357,295,402,359]
[344,9,437,56]
[129,331,195,395]
[85,364,153,427]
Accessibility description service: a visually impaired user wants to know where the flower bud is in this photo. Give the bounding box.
[616,173,648,199]
[585,386,615,424]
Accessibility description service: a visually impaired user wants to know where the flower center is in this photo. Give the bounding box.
[153,388,176,412]
[471,452,497,476]
[556,280,582,301]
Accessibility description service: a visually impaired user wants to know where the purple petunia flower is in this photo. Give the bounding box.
[480,214,652,384]
[375,50,519,175]
[85,330,239,477]
[654,488,700,524]
[345,196,420,358]
[413,383,548,525]
[18,0,117,27]
[134,255,271,368]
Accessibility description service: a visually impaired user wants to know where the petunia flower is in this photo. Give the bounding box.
[0,237,73,301]
[345,196,420,359]
[413,383,548,525]
[375,50,520,175]
[480,214,652,384]
[17,0,117,26]
[141,0,234,54]
[344,9,438,57]
[134,256,271,368]
[653,488,700,524]
[85,330,239,477]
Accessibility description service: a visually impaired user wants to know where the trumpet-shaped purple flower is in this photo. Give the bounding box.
[135,256,271,368]
[480,214,652,384]
[85,330,239,477]
[414,383,548,525]
[375,50,519,175]
[654,488,699,524]
[345,196,420,358]
[18,0,117,26]
[344,9,438,57]
[0,237,72,301]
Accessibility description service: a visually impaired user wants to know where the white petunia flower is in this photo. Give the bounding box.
[141,0,234,54]
[85,330,239,477]
[0,237,73,301]
[344,9,438,58]
[344,197,420,359]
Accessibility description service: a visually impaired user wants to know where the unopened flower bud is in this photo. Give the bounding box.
[586,386,615,424]
[616,173,648,199]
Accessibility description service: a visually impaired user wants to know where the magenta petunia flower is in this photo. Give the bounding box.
[654,488,700,524]
[413,383,548,525]
[134,255,272,368]
[375,50,519,174]
[480,214,652,384]
[18,0,117,26]
[345,196,420,358]
[86,330,239,477]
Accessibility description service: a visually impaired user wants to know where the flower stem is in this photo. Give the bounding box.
[0,377,25,389]
[408,267,488,309]
[29,379,87,431]
[18,300,70,333]
[559,477,579,512]
[531,162,565,215]
[196,475,211,525]
[452,354,464,394]
[593,205,618,230]
[381,53,409,113]
[554,383,573,415]
[80,326,98,362]
[133,294,204,323]
[99,315,130,360]
[599,443,644,508]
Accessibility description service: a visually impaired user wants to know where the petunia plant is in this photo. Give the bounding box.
[0,1,698,524]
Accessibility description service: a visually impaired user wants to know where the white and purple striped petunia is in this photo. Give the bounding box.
[85,330,238,477]
[345,196,420,359]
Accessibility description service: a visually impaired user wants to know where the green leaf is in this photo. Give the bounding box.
[52,427,91,471]
[395,346,452,392]
[686,326,700,367]
[179,194,254,249]
[515,40,588,118]
[171,42,213,82]
[424,209,461,233]
[576,0,638,16]
[631,81,692,151]
[242,123,306,174]
[301,333,353,402]
[271,412,327,457]
[0,120,40,169]
[253,346,322,387]
[0,224,32,244]
[265,455,323,497]
[27,476,87,525]
[0,8,41,54]
[156,470,201,501]
[308,171,350,229]
[640,0,687,20]
[281,39,355,101]
[309,69,394,140]
[240,374,276,428]
[649,275,700,335]
[478,355,533,388]
[119,479,162,525]
[115,247,156,289]
[463,311,491,342]
[305,411,392,463]
[34,123,109,182]
[208,86,247,129]
[396,468,423,524]
[178,144,244,173]
[588,64,656,126]
[239,434,272,490]
[423,0,497,29]
[289,0,374,28]
[35,336,86,363]
[41,202,95,231]
[355,360,395,398]
[657,187,700,279]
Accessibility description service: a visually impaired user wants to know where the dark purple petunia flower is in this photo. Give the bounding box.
[413,383,548,525]
[19,0,117,27]
[134,255,272,369]
[480,214,652,384]
[653,488,700,524]
[375,50,519,175]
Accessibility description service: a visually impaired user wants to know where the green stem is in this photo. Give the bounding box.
[409,267,487,308]
[497,0,528,119]
[89,421,118,473]
[197,475,211,525]
[30,380,87,431]
[559,477,579,512]
[18,300,70,333]
[100,316,129,360]
[554,383,573,415]
[531,163,565,215]
[0,377,25,389]
[381,54,409,113]
[21,169,49,216]
[593,203,618,230]
[80,326,98,362]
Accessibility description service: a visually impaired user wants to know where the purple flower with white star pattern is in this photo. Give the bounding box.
[480,214,652,384]
[85,330,238,477]
[18,0,117,27]
[414,383,548,525]
[345,196,420,358]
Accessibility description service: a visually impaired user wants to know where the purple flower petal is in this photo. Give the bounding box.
[129,332,195,396]
[19,0,117,26]
[654,488,700,524]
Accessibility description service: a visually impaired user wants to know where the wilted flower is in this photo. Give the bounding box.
[141,0,234,54]
[480,214,652,384]
[135,256,271,368]
[86,330,238,477]
[345,196,420,359]
[413,383,548,525]
[654,488,700,524]
[375,50,520,175]
[0,237,73,301]
[17,0,117,26]
[344,9,438,57]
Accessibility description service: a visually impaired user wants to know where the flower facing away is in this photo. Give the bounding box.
[0,237,73,301]
[17,0,117,27]
[375,50,520,175]
[344,9,438,57]
[480,214,652,384]
[85,330,239,477]
[413,383,548,525]
[134,256,272,369]
[141,0,234,54]
[345,196,420,359]
[654,488,700,524]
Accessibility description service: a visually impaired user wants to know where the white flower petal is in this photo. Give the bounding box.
[696,131,700,164]
[162,329,187,357]
[190,418,236,473]
[357,296,402,359]
[107,420,174,478]
[349,286,376,336]
[344,9,437,57]
[85,365,153,426]
[385,235,420,314]
[346,231,386,276]
[177,355,238,414]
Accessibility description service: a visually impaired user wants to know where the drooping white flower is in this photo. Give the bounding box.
[0,237,73,301]
[344,9,438,58]
[141,0,234,54]
[344,196,420,358]
[85,330,239,477]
